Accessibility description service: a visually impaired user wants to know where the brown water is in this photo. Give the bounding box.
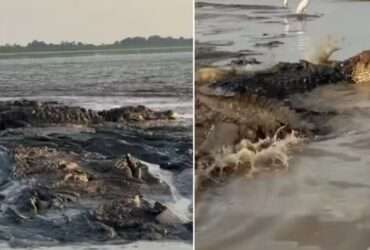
[196,0,370,249]
[196,0,370,67]
[196,83,370,250]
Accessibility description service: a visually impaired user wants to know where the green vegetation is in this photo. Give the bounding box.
[0,36,192,53]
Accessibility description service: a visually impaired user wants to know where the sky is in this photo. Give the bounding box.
[0,0,193,45]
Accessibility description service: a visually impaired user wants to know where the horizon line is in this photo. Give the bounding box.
[0,35,193,47]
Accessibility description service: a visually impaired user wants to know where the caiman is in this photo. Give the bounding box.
[209,50,370,99]
[0,100,176,130]
[196,50,370,166]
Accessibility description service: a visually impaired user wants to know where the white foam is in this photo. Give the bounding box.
[143,161,192,222]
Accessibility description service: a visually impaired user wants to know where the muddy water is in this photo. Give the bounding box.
[196,0,370,67]
[196,0,370,249]
[196,83,370,250]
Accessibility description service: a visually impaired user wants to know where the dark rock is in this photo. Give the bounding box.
[0,146,14,185]
[5,207,30,223]
[13,186,78,214]
[255,40,284,48]
[0,97,192,246]
[90,199,169,241]
[153,202,168,213]
[231,57,261,66]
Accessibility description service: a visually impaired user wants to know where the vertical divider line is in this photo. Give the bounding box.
[192,0,196,248]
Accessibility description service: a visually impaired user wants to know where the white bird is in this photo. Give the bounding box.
[296,0,310,14]
[283,0,288,8]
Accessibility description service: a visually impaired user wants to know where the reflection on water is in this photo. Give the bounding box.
[196,0,370,66]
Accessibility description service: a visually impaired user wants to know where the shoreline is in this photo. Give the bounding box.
[0,46,192,59]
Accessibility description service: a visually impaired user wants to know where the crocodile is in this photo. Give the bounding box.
[0,100,176,130]
[209,50,370,99]
[196,50,370,148]
[343,50,370,84]
[195,50,370,187]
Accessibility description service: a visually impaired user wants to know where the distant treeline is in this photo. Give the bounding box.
[0,36,192,53]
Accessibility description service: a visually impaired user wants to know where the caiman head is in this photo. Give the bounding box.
[341,50,370,84]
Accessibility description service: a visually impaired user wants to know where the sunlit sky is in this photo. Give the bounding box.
[0,0,193,45]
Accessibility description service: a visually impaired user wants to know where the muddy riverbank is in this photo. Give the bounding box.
[0,100,192,248]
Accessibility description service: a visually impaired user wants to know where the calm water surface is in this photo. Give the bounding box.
[0,50,192,120]
[197,0,370,66]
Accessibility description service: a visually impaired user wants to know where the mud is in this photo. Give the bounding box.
[0,101,192,248]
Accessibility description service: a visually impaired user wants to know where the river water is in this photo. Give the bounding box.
[196,0,370,66]
[0,50,193,122]
[196,0,370,250]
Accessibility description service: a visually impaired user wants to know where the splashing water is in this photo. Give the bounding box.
[306,35,344,64]
[196,130,303,192]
